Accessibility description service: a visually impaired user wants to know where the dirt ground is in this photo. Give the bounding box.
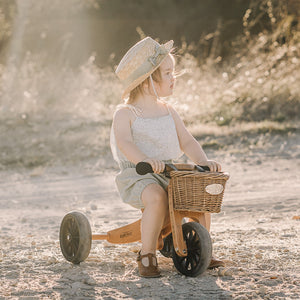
[0,131,299,300]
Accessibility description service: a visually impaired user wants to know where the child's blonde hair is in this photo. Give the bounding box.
[126,53,175,104]
[126,67,162,104]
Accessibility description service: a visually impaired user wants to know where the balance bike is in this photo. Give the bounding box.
[59,162,229,277]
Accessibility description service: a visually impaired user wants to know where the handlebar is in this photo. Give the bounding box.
[136,162,210,176]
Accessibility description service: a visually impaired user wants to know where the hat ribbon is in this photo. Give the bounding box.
[123,45,168,87]
[148,44,168,66]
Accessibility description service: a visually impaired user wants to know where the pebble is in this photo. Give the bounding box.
[129,245,140,253]
[256,227,265,232]
[218,267,234,276]
[83,277,97,286]
[280,234,296,238]
[40,278,47,284]
[71,281,85,290]
[90,204,97,210]
[47,256,58,264]
[261,279,281,286]
[270,216,282,220]
[258,286,267,295]
[234,295,248,300]
[10,280,18,287]
[257,218,269,223]
[1,227,11,231]
[103,241,116,248]
[273,205,285,210]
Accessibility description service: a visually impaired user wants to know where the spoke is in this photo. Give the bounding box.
[67,219,74,233]
[66,243,73,256]
[70,224,78,237]
[190,253,199,269]
[185,256,191,270]
[185,229,197,248]
[187,234,201,253]
[70,242,77,256]
[69,219,76,233]
[73,237,79,249]
[67,219,79,240]
[189,255,195,269]
[188,230,194,242]
[194,252,200,262]
[177,256,185,263]
[191,231,198,244]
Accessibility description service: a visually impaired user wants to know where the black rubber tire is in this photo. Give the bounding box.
[159,233,173,258]
[59,211,92,264]
[172,222,212,277]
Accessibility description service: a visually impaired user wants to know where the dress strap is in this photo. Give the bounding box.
[126,104,143,117]
[166,104,171,114]
[163,103,171,115]
[117,104,142,117]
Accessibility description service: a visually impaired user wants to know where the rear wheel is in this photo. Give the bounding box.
[172,222,212,277]
[59,211,92,264]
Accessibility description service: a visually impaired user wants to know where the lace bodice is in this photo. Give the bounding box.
[110,104,182,163]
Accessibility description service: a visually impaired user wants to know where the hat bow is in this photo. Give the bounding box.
[148,45,168,66]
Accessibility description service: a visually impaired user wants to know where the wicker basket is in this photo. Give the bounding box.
[169,170,230,213]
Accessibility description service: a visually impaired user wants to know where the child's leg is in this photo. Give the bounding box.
[140,183,168,259]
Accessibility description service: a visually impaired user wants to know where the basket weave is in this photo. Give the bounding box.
[169,170,229,213]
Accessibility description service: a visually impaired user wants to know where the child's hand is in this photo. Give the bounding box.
[143,158,165,174]
[201,160,221,172]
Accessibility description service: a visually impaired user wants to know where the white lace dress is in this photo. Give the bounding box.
[110,104,182,209]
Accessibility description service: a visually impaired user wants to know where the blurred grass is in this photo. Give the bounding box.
[0,29,299,170]
[175,31,300,125]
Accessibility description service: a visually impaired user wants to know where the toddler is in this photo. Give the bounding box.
[111,37,224,277]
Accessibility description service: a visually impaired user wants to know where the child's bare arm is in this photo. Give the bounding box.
[112,108,164,173]
[113,108,147,164]
[169,106,221,172]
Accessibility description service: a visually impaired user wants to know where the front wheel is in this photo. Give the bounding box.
[59,211,92,264]
[172,222,212,277]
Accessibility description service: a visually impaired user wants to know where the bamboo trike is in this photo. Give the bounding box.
[59,162,229,277]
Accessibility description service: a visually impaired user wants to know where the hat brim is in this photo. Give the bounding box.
[121,40,173,99]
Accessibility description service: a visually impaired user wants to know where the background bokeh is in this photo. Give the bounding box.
[0,0,299,170]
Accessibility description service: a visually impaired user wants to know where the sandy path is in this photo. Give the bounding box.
[0,153,299,299]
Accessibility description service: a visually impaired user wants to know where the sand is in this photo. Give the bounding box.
[0,131,299,300]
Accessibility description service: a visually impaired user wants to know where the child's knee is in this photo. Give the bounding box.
[151,193,168,210]
[142,184,168,210]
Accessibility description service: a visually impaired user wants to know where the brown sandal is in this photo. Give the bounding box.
[137,251,161,278]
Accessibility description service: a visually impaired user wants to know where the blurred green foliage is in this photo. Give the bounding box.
[0,0,299,66]
[0,0,13,50]
[0,0,299,124]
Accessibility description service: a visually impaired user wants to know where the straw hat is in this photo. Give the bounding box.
[115,37,174,99]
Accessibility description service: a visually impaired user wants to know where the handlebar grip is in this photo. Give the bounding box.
[196,165,210,172]
[136,162,211,175]
[136,162,154,175]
